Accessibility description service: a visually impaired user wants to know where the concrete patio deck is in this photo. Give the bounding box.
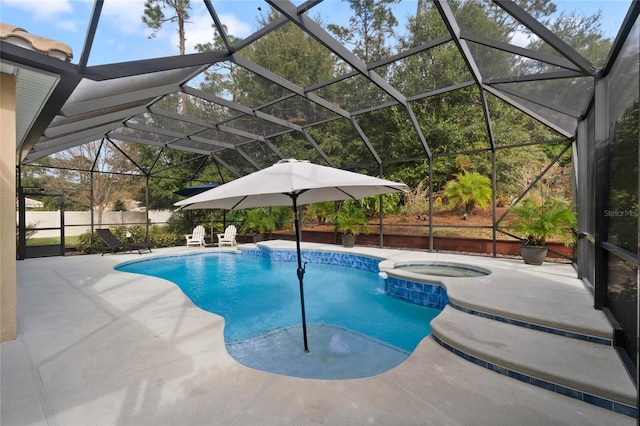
[1,242,636,425]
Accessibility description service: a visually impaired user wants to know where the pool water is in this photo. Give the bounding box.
[117,252,439,352]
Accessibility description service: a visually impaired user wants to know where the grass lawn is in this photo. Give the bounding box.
[27,235,80,247]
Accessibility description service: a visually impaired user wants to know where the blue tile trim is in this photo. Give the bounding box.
[385,276,449,309]
[241,246,382,273]
[448,301,613,347]
[432,335,637,419]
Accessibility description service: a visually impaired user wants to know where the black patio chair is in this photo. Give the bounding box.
[96,228,153,256]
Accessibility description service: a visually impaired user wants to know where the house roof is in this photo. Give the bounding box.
[0,23,72,61]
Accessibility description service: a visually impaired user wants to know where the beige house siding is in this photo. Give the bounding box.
[0,24,72,342]
[1,72,17,342]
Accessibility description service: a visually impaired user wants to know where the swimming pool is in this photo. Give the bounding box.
[116,252,439,353]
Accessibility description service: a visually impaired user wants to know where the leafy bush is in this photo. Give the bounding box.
[25,221,41,240]
[306,201,335,224]
[270,206,293,230]
[76,230,100,254]
[166,211,196,235]
[373,192,402,216]
[149,224,181,247]
[401,182,430,217]
[444,171,492,215]
[113,199,127,211]
[109,225,146,242]
[76,225,164,254]
[506,197,577,246]
[334,201,370,236]
[239,208,275,234]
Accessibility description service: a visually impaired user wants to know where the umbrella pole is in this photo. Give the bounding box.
[292,195,309,353]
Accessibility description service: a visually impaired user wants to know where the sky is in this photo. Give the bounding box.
[0,0,633,66]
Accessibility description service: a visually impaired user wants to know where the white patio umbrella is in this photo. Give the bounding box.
[175,159,408,352]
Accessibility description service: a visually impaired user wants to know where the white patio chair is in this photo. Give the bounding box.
[185,225,206,247]
[217,225,237,247]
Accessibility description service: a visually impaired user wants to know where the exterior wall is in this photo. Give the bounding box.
[1,73,17,342]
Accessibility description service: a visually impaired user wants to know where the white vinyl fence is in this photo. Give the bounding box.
[21,210,173,238]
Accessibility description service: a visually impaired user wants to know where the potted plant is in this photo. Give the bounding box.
[507,197,577,265]
[240,208,275,243]
[334,202,370,248]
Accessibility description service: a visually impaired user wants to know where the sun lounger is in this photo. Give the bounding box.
[96,228,153,256]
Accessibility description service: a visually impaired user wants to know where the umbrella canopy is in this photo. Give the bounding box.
[174,159,408,352]
[173,183,218,197]
[174,159,407,210]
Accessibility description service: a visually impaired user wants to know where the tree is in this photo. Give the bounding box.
[138,0,229,210]
[49,141,140,225]
[328,0,400,64]
[113,199,127,211]
[195,25,243,103]
[223,10,342,167]
[142,0,191,55]
[389,0,608,200]
[443,170,492,215]
[142,0,192,114]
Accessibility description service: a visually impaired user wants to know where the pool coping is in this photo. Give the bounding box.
[7,243,635,425]
[110,242,635,417]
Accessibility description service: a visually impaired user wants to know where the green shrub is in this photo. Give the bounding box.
[306,201,335,224]
[109,225,146,242]
[401,182,430,216]
[149,224,181,247]
[77,230,100,254]
[76,225,157,254]
[334,201,370,236]
[239,208,275,235]
[270,206,292,230]
[506,197,577,246]
[443,171,492,215]
[366,192,401,216]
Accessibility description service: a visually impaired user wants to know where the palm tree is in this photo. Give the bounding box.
[507,197,577,246]
[444,171,492,216]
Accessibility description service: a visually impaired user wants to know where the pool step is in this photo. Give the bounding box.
[447,301,613,346]
[431,305,637,416]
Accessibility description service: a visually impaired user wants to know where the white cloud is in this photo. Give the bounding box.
[509,29,532,48]
[156,7,251,54]
[178,12,252,53]
[0,0,85,36]
[3,0,74,21]
[181,13,216,54]
[1,0,255,64]
[217,13,252,39]
[55,19,79,34]
[101,0,147,36]
[98,0,216,55]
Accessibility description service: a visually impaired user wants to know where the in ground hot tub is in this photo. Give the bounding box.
[377,259,492,308]
[393,262,490,277]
